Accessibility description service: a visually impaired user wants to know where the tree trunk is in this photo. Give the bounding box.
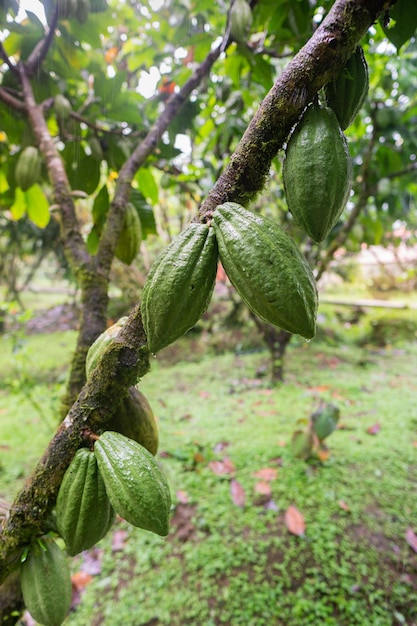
[250,313,292,383]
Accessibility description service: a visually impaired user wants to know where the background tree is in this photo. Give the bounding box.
[0,0,415,622]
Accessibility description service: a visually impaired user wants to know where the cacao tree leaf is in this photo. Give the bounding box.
[230,479,246,508]
[382,0,417,51]
[284,505,306,536]
[10,187,26,220]
[135,167,159,205]
[25,185,50,228]
[130,189,157,238]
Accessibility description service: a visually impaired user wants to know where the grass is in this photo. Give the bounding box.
[1,323,417,625]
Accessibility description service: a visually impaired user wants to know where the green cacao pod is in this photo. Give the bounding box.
[15,146,41,191]
[54,94,72,121]
[282,103,352,243]
[115,203,142,265]
[94,431,171,536]
[85,316,128,378]
[20,537,72,626]
[56,448,116,556]
[106,386,159,456]
[325,46,369,131]
[212,202,318,339]
[75,0,90,22]
[230,0,253,44]
[142,222,218,354]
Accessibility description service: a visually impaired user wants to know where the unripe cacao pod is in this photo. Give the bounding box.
[142,222,218,354]
[230,0,253,44]
[212,202,318,339]
[20,537,72,626]
[325,46,369,130]
[54,94,72,121]
[89,135,104,161]
[75,0,90,22]
[282,102,352,243]
[85,316,128,378]
[94,431,171,536]
[115,203,142,265]
[106,386,159,456]
[15,146,41,191]
[56,448,116,556]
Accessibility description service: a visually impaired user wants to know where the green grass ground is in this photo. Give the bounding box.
[1,327,417,625]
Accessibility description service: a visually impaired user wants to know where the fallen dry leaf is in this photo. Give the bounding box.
[254,481,272,497]
[176,490,189,504]
[71,571,93,592]
[338,499,349,511]
[230,479,246,507]
[208,458,236,475]
[406,527,417,553]
[285,505,306,536]
[112,529,128,552]
[252,467,278,481]
[367,423,381,435]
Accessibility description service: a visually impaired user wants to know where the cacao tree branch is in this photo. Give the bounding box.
[0,87,25,112]
[0,42,18,75]
[0,306,149,586]
[17,64,111,412]
[198,0,397,218]
[25,4,59,76]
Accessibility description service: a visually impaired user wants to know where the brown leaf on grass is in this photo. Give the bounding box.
[112,529,128,552]
[254,481,272,497]
[252,467,278,481]
[176,490,189,504]
[284,505,306,536]
[316,443,330,462]
[367,423,381,435]
[71,571,93,591]
[230,479,246,507]
[338,499,349,511]
[406,527,417,552]
[208,458,235,475]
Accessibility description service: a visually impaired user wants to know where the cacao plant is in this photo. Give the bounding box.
[56,448,116,556]
[212,202,318,339]
[282,102,352,243]
[105,386,159,456]
[114,203,143,265]
[20,537,72,626]
[324,45,369,130]
[94,431,171,536]
[141,222,218,353]
[14,146,41,191]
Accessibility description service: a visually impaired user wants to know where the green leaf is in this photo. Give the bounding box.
[130,189,157,239]
[10,187,26,220]
[92,184,110,233]
[25,184,50,228]
[383,0,417,51]
[135,168,159,205]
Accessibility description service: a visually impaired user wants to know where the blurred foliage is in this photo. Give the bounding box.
[0,0,415,295]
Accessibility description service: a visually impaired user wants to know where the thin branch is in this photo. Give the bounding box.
[0,42,18,75]
[0,87,25,112]
[95,31,231,270]
[25,4,59,76]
